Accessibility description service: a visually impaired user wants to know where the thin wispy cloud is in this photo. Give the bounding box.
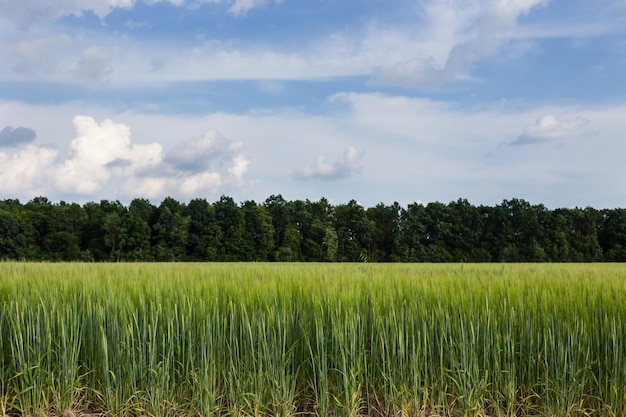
[375,0,548,88]
[228,0,284,16]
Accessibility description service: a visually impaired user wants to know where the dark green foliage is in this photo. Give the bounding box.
[0,209,26,259]
[0,196,624,262]
[214,195,245,261]
[241,200,274,261]
[334,200,373,262]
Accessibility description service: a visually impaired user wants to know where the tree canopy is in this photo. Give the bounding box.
[0,196,624,262]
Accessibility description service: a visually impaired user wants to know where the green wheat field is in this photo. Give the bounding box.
[1,263,625,417]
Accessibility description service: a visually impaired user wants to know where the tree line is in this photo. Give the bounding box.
[0,195,625,262]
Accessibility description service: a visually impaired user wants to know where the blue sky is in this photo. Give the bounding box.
[1,0,625,208]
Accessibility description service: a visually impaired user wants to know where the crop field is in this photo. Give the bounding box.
[0,263,625,417]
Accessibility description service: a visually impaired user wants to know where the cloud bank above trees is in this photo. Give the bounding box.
[1,0,626,208]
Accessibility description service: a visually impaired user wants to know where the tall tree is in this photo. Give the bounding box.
[599,208,626,261]
[305,198,336,261]
[544,209,575,261]
[184,198,213,261]
[82,200,126,261]
[263,194,290,258]
[334,200,372,262]
[422,202,453,262]
[112,211,152,261]
[366,202,402,262]
[482,199,548,262]
[0,209,26,259]
[152,198,190,261]
[398,202,428,262]
[241,200,274,261]
[214,196,245,261]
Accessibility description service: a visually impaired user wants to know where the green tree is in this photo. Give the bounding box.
[543,207,603,262]
[241,200,274,261]
[482,199,548,262]
[544,209,574,261]
[129,198,156,224]
[83,200,126,261]
[45,201,87,261]
[334,200,372,262]
[275,224,302,261]
[323,225,338,262]
[184,198,213,261]
[286,199,311,260]
[0,209,26,259]
[113,211,152,261]
[152,198,190,261]
[599,208,626,261]
[446,199,489,262]
[264,194,290,258]
[421,202,453,262]
[569,207,603,261]
[398,202,428,262]
[19,198,87,261]
[214,196,245,261]
[366,202,402,262]
[306,198,336,261]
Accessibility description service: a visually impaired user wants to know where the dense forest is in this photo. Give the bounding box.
[0,195,625,262]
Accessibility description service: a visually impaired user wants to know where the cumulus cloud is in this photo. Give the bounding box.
[127,129,250,198]
[164,130,234,172]
[295,145,363,181]
[0,145,58,195]
[512,114,597,145]
[227,154,250,186]
[0,126,37,146]
[54,115,162,194]
[122,171,223,199]
[0,112,250,201]
[376,0,548,87]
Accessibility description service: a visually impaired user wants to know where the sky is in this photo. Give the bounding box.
[1,0,626,209]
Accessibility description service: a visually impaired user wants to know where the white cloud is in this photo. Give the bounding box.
[2,97,626,208]
[124,129,249,198]
[376,0,548,87]
[3,0,623,88]
[227,154,250,185]
[180,172,222,195]
[164,130,233,172]
[54,115,162,194]
[295,145,363,181]
[0,145,58,195]
[512,114,597,145]
[123,169,223,199]
[0,0,562,86]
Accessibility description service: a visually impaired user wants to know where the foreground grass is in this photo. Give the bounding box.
[0,263,625,417]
